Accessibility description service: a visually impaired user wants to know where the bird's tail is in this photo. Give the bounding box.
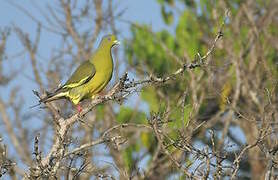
[39,92,60,103]
[40,87,69,103]
[30,88,68,109]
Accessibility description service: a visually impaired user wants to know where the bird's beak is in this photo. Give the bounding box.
[113,40,120,45]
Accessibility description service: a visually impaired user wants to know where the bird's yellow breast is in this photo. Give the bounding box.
[84,67,113,97]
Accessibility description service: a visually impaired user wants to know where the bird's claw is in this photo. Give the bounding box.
[76,104,83,117]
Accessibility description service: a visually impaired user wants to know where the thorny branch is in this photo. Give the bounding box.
[0,138,15,178]
[64,123,151,157]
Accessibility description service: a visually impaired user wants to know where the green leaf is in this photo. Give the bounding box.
[125,26,176,76]
[176,11,202,59]
[122,146,133,171]
[116,107,146,123]
[96,104,105,120]
[183,104,193,127]
[140,132,154,148]
[141,87,159,112]
[161,5,174,25]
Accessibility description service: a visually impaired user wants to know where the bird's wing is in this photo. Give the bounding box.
[63,61,96,89]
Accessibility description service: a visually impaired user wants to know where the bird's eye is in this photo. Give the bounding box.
[107,37,111,41]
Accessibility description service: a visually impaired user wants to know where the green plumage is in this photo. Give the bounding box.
[40,34,119,105]
[64,61,96,88]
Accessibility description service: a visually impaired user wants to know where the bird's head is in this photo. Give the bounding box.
[100,34,120,49]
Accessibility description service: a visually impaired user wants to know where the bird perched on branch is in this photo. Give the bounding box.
[38,34,120,112]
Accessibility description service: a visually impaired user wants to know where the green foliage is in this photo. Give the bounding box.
[182,104,193,127]
[122,146,134,171]
[176,11,203,59]
[140,132,154,149]
[161,5,174,25]
[157,0,175,6]
[141,87,160,112]
[116,106,146,123]
[96,104,105,120]
[183,0,195,7]
[125,26,177,76]
[123,0,278,178]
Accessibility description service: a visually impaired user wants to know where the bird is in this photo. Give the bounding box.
[38,34,120,112]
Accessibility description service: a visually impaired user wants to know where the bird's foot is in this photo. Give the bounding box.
[77,104,82,114]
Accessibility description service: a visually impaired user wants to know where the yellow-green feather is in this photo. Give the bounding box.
[63,61,96,89]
